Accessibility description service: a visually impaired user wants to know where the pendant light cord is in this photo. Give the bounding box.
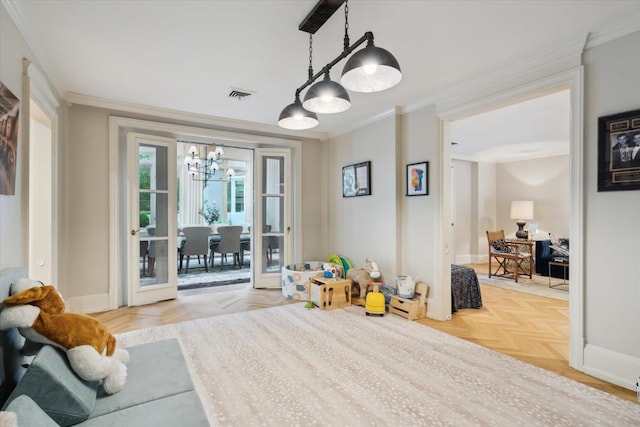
[308,33,313,80]
[343,0,350,52]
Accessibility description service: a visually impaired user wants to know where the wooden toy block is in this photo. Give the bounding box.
[389,282,428,320]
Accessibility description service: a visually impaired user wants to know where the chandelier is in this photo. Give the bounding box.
[183,145,235,183]
[278,0,402,130]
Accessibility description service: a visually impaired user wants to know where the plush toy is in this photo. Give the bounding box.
[0,279,129,394]
[322,263,339,279]
[346,258,381,298]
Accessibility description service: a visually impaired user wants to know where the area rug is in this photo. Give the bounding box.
[477,273,569,301]
[116,304,639,426]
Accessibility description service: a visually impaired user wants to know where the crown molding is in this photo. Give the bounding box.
[416,34,586,120]
[584,14,640,49]
[328,107,399,138]
[2,0,62,99]
[65,92,328,141]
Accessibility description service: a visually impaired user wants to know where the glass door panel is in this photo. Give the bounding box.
[128,133,177,305]
[253,149,290,288]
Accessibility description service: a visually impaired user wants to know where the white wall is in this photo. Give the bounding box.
[582,29,640,385]
[0,3,37,269]
[328,106,445,319]
[496,155,570,238]
[453,160,472,264]
[476,161,496,259]
[454,155,570,263]
[327,116,398,280]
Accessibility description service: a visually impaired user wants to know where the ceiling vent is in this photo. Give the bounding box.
[228,88,254,100]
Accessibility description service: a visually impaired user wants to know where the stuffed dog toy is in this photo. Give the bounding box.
[0,279,129,394]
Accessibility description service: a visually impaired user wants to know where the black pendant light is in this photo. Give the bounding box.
[341,36,402,93]
[302,70,351,114]
[277,0,401,130]
[278,94,319,130]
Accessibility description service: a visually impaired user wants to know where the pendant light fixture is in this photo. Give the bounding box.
[278,94,319,130]
[340,35,402,93]
[277,0,401,130]
[302,69,351,113]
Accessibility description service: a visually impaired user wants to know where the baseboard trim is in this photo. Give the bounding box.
[454,254,472,264]
[66,293,110,314]
[453,254,488,265]
[582,343,640,391]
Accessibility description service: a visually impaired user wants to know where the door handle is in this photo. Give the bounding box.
[131,229,140,236]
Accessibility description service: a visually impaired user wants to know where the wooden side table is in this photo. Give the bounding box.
[548,260,569,288]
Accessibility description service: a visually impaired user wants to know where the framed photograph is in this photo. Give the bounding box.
[342,161,371,197]
[406,161,429,196]
[598,109,640,192]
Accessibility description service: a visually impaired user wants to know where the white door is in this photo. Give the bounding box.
[127,133,177,305]
[253,148,291,288]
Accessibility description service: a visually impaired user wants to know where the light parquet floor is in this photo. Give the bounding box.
[91,272,637,403]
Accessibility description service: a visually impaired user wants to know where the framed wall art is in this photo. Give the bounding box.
[598,108,640,192]
[406,161,429,196]
[0,82,20,196]
[342,161,371,197]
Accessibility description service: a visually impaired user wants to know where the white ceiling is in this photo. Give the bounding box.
[9,1,640,154]
[451,89,571,163]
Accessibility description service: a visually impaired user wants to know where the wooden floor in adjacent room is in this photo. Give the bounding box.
[91,272,637,403]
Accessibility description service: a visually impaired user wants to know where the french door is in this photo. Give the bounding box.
[127,133,177,305]
[253,148,292,288]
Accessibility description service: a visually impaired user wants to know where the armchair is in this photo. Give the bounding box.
[486,230,532,283]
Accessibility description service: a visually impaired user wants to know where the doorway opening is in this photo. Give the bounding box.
[175,142,253,290]
[450,88,571,300]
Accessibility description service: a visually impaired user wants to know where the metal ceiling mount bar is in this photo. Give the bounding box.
[298,0,346,34]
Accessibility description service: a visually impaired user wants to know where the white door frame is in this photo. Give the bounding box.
[108,117,303,308]
[437,67,584,369]
[26,61,60,287]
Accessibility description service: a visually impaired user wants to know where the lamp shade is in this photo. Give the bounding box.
[341,43,402,93]
[278,97,319,130]
[302,73,351,114]
[510,201,534,220]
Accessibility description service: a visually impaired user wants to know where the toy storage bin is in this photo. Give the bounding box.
[281,262,342,300]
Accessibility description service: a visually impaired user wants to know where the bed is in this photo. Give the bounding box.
[451,264,483,312]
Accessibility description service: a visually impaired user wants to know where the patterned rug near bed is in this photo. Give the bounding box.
[116,304,639,426]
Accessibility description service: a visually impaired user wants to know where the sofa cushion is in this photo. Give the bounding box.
[2,345,98,426]
[79,390,209,427]
[90,338,195,418]
[3,394,58,427]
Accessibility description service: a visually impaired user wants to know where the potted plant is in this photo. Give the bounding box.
[198,201,220,225]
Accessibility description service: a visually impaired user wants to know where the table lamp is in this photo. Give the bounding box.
[510,201,534,239]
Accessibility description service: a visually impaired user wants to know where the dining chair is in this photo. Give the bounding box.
[486,230,532,282]
[240,235,251,266]
[180,226,212,274]
[139,240,149,276]
[211,226,242,270]
[147,227,156,276]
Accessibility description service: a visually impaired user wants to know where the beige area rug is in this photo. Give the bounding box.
[476,273,569,301]
[116,304,639,426]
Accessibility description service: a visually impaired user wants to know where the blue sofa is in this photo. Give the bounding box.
[0,267,209,426]
[535,239,569,279]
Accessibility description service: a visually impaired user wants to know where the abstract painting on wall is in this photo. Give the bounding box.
[0,82,20,196]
